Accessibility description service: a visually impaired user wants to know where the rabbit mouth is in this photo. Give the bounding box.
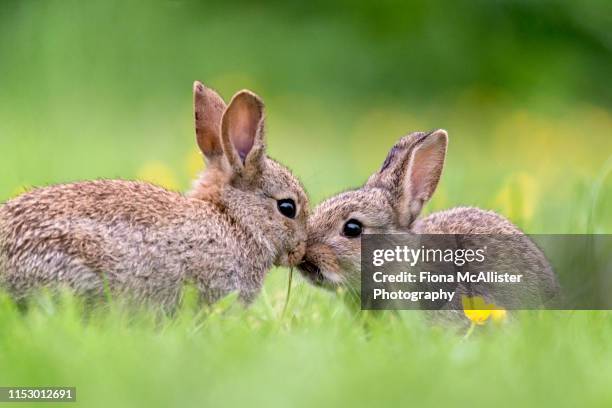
[298,260,328,287]
[276,242,307,268]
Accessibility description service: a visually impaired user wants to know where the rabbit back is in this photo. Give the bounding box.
[413,207,561,309]
[0,180,270,306]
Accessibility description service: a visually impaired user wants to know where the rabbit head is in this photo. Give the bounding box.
[298,130,447,289]
[189,81,308,268]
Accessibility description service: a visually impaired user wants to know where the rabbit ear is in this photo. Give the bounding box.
[366,130,448,227]
[193,81,227,168]
[221,90,266,175]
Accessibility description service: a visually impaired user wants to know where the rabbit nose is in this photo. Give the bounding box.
[287,241,306,267]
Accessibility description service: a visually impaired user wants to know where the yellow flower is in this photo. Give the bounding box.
[10,185,30,198]
[136,161,179,190]
[186,149,204,179]
[490,309,508,323]
[461,295,507,325]
[463,309,491,325]
[493,172,538,226]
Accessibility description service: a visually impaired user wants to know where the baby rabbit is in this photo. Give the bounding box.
[0,82,308,307]
[298,130,560,311]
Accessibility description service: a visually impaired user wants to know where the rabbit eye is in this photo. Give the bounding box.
[277,199,296,219]
[343,219,362,238]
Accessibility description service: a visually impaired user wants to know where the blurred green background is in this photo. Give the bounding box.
[1,1,612,407]
[1,0,611,231]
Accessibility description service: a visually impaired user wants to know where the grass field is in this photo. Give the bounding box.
[1,1,612,407]
[0,98,610,407]
[1,289,612,408]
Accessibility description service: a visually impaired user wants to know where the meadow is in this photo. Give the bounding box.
[1,1,611,407]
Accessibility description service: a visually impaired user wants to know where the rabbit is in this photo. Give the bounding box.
[0,81,309,308]
[298,129,560,314]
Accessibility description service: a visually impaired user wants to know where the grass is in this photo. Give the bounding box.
[1,287,612,408]
[0,93,611,408]
[1,100,611,408]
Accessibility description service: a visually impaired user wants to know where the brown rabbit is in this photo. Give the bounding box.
[298,130,560,312]
[0,82,308,308]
